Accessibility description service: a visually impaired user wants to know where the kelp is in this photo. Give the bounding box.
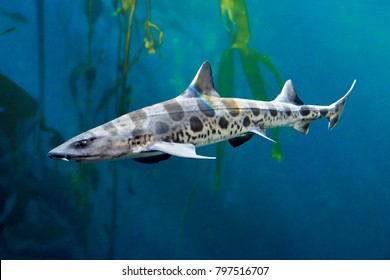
[175,180,202,258]
[0,160,86,259]
[85,0,103,24]
[0,72,78,258]
[114,0,163,116]
[0,11,28,23]
[64,0,163,258]
[0,12,26,37]
[213,48,235,192]
[0,73,64,165]
[0,0,289,258]
[0,74,38,151]
[0,10,27,36]
[35,0,46,157]
[91,0,164,118]
[0,74,38,119]
[105,164,119,259]
[213,0,284,193]
[177,1,284,250]
[0,27,16,36]
[143,0,163,55]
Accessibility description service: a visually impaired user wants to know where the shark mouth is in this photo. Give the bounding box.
[47,152,71,161]
[47,151,101,162]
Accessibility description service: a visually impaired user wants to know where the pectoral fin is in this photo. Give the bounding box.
[149,142,215,160]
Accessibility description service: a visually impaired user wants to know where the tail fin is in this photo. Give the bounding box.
[328,80,356,129]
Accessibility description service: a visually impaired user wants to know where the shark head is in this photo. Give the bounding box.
[47,130,132,162]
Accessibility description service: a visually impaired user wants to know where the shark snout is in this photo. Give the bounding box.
[47,149,98,162]
[47,150,70,161]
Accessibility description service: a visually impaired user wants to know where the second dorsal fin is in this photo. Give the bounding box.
[273,80,304,105]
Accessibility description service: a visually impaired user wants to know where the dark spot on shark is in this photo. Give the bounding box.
[196,98,215,117]
[103,122,115,130]
[155,121,170,134]
[218,117,229,129]
[250,107,260,116]
[185,132,191,142]
[300,106,310,116]
[284,107,292,117]
[130,109,147,122]
[132,128,144,137]
[189,116,203,132]
[128,138,135,146]
[163,100,184,121]
[320,109,328,117]
[268,104,278,117]
[102,122,118,135]
[160,136,171,142]
[128,134,153,147]
[222,99,240,117]
[243,116,250,127]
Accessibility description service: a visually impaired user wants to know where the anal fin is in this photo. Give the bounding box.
[291,121,311,134]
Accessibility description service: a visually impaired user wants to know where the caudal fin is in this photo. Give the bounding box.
[328,80,356,129]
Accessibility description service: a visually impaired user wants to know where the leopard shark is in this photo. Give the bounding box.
[48,61,356,164]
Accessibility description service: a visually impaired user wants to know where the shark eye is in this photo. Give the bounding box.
[74,139,88,148]
[74,137,97,149]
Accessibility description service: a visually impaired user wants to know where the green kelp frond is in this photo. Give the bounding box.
[113,0,135,15]
[218,0,284,162]
[220,0,250,49]
[0,27,16,36]
[213,0,284,194]
[0,11,28,24]
[144,20,163,54]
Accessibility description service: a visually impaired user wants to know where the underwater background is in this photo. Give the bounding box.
[0,0,389,260]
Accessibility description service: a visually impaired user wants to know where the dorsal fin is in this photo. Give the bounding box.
[274,80,304,105]
[181,61,220,98]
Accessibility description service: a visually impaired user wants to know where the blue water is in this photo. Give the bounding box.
[1,0,389,259]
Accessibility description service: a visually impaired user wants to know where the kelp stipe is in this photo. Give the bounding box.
[64,0,163,258]
[213,0,284,192]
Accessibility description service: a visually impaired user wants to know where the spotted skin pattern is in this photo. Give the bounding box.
[48,62,356,163]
